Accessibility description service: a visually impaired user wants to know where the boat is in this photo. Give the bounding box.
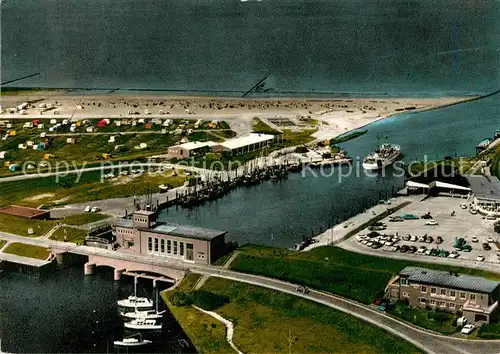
[362,143,401,171]
[117,277,153,309]
[113,335,152,348]
[121,286,165,320]
[124,317,162,330]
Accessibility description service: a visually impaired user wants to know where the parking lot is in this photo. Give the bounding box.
[342,196,500,266]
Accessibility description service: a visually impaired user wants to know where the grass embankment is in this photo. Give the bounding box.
[171,276,422,353]
[2,242,50,260]
[229,245,500,305]
[0,214,56,236]
[0,239,6,249]
[478,322,500,339]
[406,157,477,176]
[489,146,500,179]
[162,274,233,354]
[0,87,60,96]
[252,118,280,135]
[59,213,109,226]
[0,169,188,208]
[331,129,367,144]
[50,226,88,244]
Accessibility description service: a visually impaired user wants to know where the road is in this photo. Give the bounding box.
[0,231,499,354]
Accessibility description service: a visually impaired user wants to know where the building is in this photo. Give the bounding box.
[0,205,50,220]
[115,210,226,265]
[385,266,500,324]
[211,133,276,155]
[466,175,500,215]
[167,141,218,159]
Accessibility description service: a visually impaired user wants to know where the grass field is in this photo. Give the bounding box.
[252,118,280,135]
[331,129,367,144]
[50,226,88,244]
[59,213,109,226]
[229,245,500,305]
[2,242,51,260]
[0,214,56,237]
[0,239,6,249]
[477,322,500,339]
[196,277,422,354]
[162,274,233,354]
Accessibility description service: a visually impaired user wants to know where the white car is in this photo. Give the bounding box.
[448,252,459,259]
[486,236,494,243]
[410,235,418,242]
[476,255,485,262]
[84,206,91,212]
[91,206,101,213]
[471,236,479,243]
[461,324,476,335]
[460,203,467,209]
[425,220,438,226]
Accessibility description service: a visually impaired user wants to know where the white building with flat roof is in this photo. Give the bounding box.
[212,133,276,155]
[168,141,218,159]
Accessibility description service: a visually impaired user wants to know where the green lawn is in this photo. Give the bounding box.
[0,239,6,249]
[196,277,422,354]
[387,301,458,334]
[331,129,367,144]
[162,274,233,354]
[229,245,500,305]
[252,118,280,135]
[477,322,500,339]
[50,226,87,244]
[2,242,51,260]
[0,214,56,237]
[59,213,109,226]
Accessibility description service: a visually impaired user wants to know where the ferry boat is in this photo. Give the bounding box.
[124,318,162,330]
[362,143,401,171]
[113,335,152,348]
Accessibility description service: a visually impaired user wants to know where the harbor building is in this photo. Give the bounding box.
[466,175,500,215]
[167,141,218,159]
[385,266,500,324]
[115,210,226,265]
[211,133,276,155]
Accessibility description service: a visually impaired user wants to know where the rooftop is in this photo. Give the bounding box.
[0,205,50,219]
[399,266,500,294]
[218,133,275,150]
[172,141,218,151]
[115,218,134,227]
[134,210,156,216]
[150,223,226,241]
[466,175,500,201]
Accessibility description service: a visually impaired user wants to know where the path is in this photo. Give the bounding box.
[193,306,243,354]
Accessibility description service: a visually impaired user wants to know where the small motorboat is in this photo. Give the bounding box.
[121,309,166,320]
[113,335,152,348]
[117,295,154,309]
[124,318,162,330]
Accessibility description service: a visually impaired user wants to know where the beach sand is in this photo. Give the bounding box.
[0,92,476,139]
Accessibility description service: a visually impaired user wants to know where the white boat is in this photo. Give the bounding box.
[113,336,152,348]
[121,309,166,320]
[124,318,162,330]
[362,143,401,171]
[117,277,153,309]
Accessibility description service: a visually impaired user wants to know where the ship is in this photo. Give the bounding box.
[362,143,401,171]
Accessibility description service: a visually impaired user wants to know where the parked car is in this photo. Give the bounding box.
[296,286,310,294]
[417,246,427,253]
[409,246,418,253]
[471,236,479,243]
[425,220,438,226]
[425,236,434,244]
[436,236,443,244]
[389,216,404,222]
[410,235,418,242]
[91,206,101,213]
[402,214,419,220]
[476,255,485,262]
[418,235,427,242]
[402,234,411,241]
[486,236,495,243]
[462,245,472,252]
[400,245,409,253]
[461,324,476,334]
[421,213,433,219]
[482,243,492,251]
[84,205,91,212]
[448,251,459,259]
[460,203,467,209]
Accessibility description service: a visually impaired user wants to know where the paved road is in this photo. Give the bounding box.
[1,231,499,353]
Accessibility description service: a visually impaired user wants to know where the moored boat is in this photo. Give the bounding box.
[121,309,166,320]
[117,295,154,309]
[124,318,162,330]
[113,336,152,348]
[362,143,401,171]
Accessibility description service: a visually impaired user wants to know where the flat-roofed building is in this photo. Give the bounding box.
[466,175,500,215]
[385,266,500,324]
[167,141,217,159]
[211,133,276,155]
[115,210,226,264]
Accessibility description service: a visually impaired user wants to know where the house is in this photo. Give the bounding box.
[167,141,218,159]
[385,266,500,324]
[466,175,500,215]
[114,210,227,265]
[211,133,276,156]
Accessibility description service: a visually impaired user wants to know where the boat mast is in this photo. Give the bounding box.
[154,280,158,314]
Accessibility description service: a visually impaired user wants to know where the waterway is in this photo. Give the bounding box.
[1,0,499,96]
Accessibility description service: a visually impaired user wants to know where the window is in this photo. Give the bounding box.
[173,241,178,255]
[438,301,446,307]
[198,252,205,260]
[440,289,447,296]
[403,292,409,297]
[419,298,426,304]
[167,240,171,254]
[470,294,476,302]
[431,287,437,294]
[430,299,436,305]
[186,243,194,261]
[448,303,455,309]
[450,290,456,297]
[154,238,159,252]
[421,286,427,292]
[180,242,184,257]
[401,278,408,285]
[459,305,463,310]
[160,239,165,253]
[460,292,466,299]
[148,237,152,252]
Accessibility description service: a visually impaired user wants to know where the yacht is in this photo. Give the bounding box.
[124,317,162,330]
[362,143,401,171]
[121,286,165,319]
[113,335,152,348]
[117,277,153,309]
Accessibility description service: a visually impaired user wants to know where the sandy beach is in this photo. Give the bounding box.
[0,92,476,139]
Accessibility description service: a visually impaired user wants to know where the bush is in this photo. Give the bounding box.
[169,291,193,307]
[191,290,230,311]
[294,146,309,154]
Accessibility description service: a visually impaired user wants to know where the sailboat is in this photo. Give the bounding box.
[113,333,152,348]
[121,284,165,320]
[124,317,162,330]
[117,277,153,309]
